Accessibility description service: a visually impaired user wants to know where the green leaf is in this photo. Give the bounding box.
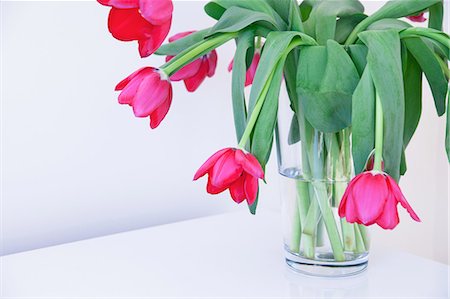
[248,31,317,114]
[208,6,278,35]
[155,29,210,56]
[345,0,441,44]
[231,31,254,142]
[288,115,301,145]
[251,57,285,167]
[359,29,405,181]
[335,14,367,44]
[305,0,364,45]
[352,67,375,175]
[347,44,368,76]
[428,1,444,31]
[367,0,440,22]
[204,0,287,30]
[402,47,422,147]
[367,18,411,31]
[404,37,447,116]
[297,40,360,132]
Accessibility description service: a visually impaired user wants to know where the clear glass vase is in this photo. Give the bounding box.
[276,93,369,277]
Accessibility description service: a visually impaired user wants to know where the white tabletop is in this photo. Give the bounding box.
[1,211,448,298]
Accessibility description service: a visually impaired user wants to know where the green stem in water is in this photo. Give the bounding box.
[161,32,237,76]
[374,92,384,172]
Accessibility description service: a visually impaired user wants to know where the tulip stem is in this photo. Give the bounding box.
[237,65,277,149]
[374,92,384,172]
[161,32,238,76]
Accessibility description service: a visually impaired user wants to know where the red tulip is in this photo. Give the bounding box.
[98,0,173,57]
[228,52,261,86]
[194,148,265,205]
[407,12,427,22]
[115,67,172,129]
[165,31,218,92]
[338,171,420,230]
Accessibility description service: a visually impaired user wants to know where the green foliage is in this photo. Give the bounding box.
[359,30,405,181]
[155,29,210,56]
[231,31,254,142]
[158,0,450,214]
[352,67,375,175]
[297,40,360,133]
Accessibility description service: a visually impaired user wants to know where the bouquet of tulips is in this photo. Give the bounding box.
[98,0,449,246]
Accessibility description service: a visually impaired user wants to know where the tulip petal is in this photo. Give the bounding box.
[150,87,172,129]
[169,58,203,81]
[183,60,208,92]
[206,176,228,194]
[244,175,258,205]
[229,175,246,203]
[137,18,171,58]
[139,0,173,25]
[227,59,234,72]
[235,150,264,179]
[108,8,153,41]
[115,67,151,91]
[386,176,421,222]
[375,191,400,229]
[132,73,170,117]
[206,50,218,78]
[245,52,260,86]
[98,0,138,8]
[211,150,243,189]
[168,31,195,42]
[193,148,231,180]
[352,173,388,225]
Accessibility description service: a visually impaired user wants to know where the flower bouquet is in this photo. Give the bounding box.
[98,0,450,276]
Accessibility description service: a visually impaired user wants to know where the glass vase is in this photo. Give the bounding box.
[276,93,369,277]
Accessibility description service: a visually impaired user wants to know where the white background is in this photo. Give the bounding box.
[1,1,448,264]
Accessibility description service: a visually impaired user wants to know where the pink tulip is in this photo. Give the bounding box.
[228,52,260,86]
[194,148,265,205]
[115,67,172,129]
[165,31,218,92]
[338,171,420,230]
[407,12,427,22]
[98,0,173,57]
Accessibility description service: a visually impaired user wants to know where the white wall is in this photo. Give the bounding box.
[1,1,448,264]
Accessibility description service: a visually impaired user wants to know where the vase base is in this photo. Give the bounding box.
[285,250,368,277]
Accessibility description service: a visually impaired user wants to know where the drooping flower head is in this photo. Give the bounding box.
[98,0,173,57]
[194,148,265,205]
[165,31,218,92]
[407,12,427,22]
[116,67,172,129]
[338,171,420,230]
[228,52,261,86]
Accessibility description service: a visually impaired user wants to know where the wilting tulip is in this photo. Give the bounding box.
[338,171,420,230]
[407,12,427,22]
[165,31,218,92]
[116,67,172,129]
[194,148,265,205]
[98,0,173,57]
[228,52,261,86]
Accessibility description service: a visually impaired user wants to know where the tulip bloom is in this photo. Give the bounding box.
[228,52,261,86]
[98,0,173,57]
[116,67,172,129]
[338,171,420,230]
[407,12,427,22]
[165,31,218,92]
[194,148,265,205]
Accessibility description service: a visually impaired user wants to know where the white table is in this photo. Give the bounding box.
[1,211,448,298]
